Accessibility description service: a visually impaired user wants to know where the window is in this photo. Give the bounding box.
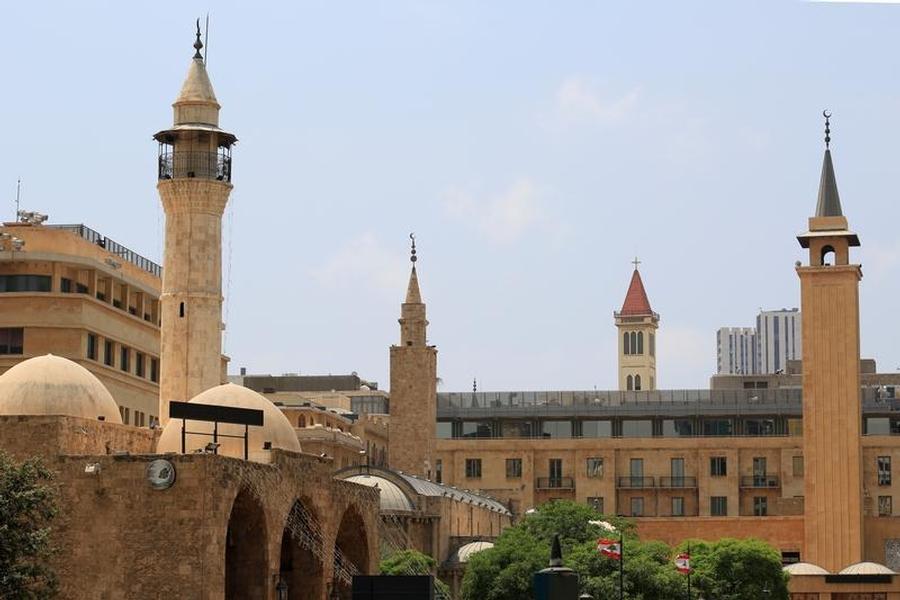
[630,332,637,355]
[582,420,612,438]
[549,459,563,484]
[622,420,652,437]
[662,419,693,437]
[792,456,804,477]
[710,496,728,516]
[435,459,442,484]
[150,358,159,383]
[86,333,97,360]
[702,419,733,436]
[672,496,684,517]
[120,346,130,373]
[122,407,130,424]
[631,497,644,517]
[634,374,642,391]
[0,274,51,292]
[461,421,493,438]
[135,352,145,378]
[501,421,534,438]
[744,418,776,436]
[541,421,572,438]
[586,457,604,478]
[671,457,685,484]
[0,328,24,355]
[61,277,73,293]
[104,340,114,367]
[436,422,452,439]
[626,375,633,391]
[753,496,768,516]
[587,497,604,513]
[710,456,727,477]
[179,302,185,318]
[878,456,892,486]
[867,418,891,435]
[879,496,892,517]
[506,458,522,479]
[637,331,644,354]
[649,333,655,356]
[465,458,482,479]
[624,332,630,355]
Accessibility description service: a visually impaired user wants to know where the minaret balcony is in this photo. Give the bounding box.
[158,150,232,183]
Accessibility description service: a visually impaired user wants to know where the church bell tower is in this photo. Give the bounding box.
[797,112,863,572]
[154,24,236,424]
[614,260,659,391]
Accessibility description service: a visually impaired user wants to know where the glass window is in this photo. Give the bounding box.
[622,420,652,437]
[582,420,612,438]
[744,418,776,436]
[135,352,145,378]
[867,418,891,435]
[435,459,442,484]
[588,497,604,513]
[662,419,693,437]
[465,458,481,478]
[86,333,97,360]
[710,456,727,477]
[61,278,72,293]
[634,374,642,391]
[792,456,804,477]
[120,346,130,373]
[710,496,728,516]
[461,421,493,438]
[626,375,633,391]
[623,332,630,355]
[671,457,685,479]
[637,332,644,354]
[541,421,572,438]
[630,458,644,480]
[506,458,522,479]
[586,458,604,478]
[702,419,733,436]
[672,496,684,517]
[150,358,159,383]
[436,422,452,439]
[0,328,24,355]
[879,496,892,517]
[753,496,768,516]
[0,275,51,292]
[631,497,644,517]
[878,456,892,486]
[104,340,114,367]
[501,421,533,438]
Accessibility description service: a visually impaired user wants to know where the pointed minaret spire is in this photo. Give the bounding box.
[405,233,423,304]
[816,110,843,218]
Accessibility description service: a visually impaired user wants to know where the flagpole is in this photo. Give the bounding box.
[619,531,624,600]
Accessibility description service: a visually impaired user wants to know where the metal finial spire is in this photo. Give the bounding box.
[632,256,641,270]
[409,233,417,263]
[823,110,832,150]
[193,19,204,59]
[473,378,477,393]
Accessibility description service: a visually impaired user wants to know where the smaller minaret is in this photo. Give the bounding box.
[389,235,438,477]
[614,259,659,391]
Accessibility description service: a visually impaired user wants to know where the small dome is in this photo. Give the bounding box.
[0,355,122,423]
[838,561,896,575]
[344,475,414,512]
[448,542,494,564]
[783,562,829,576]
[157,384,300,463]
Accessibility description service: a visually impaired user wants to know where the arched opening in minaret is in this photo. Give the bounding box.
[333,504,370,599]
[278,499,324,600]
[626,375,634,391]
[224,489,268,599]
[821,245,836,266]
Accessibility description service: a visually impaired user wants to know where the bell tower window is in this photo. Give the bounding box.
[624,332,630,355]
[821,245,835,266]
[626,375,634,391]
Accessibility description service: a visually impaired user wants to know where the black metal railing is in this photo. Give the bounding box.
[617,476,655,489]
[658,476,698,488]
[48,224,162,277]
[535,477,575,490]
[740,475,780,488]
[158,151,232,182]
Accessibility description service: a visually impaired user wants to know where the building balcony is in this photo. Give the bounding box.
[658,476,697,489]
[158,150,232,183]
[535,477,575,490]
[617,476,655,489]
[740,475,780,488]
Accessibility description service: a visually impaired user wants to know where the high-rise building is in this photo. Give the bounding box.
[757,308,802,374]
[614,264,659,391]
[716,327,757,375]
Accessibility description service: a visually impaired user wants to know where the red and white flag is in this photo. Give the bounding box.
[674,552,691,574]
[597,538,621,560]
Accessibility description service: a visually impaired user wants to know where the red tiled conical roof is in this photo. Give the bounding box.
[619,269,653,316]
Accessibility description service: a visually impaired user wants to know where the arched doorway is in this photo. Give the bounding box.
[333,505,370,599]
[225,489,268,599]
[278,500,325,599]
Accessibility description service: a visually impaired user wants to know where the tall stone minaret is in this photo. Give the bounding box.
[614,260,659,391]
[797,113,863,572]
[154,24,236,424]
[389,235,438,478]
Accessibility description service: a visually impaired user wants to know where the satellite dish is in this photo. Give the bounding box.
[146,459,177,490]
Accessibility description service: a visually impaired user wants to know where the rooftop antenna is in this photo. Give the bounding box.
[204,13,210,66]
[14,178,21,221]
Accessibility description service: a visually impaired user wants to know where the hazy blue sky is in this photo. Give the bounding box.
[2,1,899,391]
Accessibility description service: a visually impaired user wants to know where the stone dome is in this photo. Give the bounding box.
[0,354,122,424]
[157,383,300,463]
[448,541,494,564]
[783,562,829,576]
[838,561,896,575]
[344,474,415,512]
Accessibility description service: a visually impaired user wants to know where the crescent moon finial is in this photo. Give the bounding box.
[823,110,832,150]
[409,233,417,263]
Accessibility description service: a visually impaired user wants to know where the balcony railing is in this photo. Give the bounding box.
[740,475,780,488]
[158,151,232,182]
[658,476,698,488]
[617,476,655,489]
[535,477,575,490]
[48,224,162,277]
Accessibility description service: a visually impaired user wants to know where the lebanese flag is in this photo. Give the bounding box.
[597,538,622,560]
[674,552,691,574]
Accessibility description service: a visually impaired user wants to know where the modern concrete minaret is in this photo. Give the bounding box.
[154,24,236,424]
[614,260,659,391]
[389,235,438,478]
[796,112,863,572]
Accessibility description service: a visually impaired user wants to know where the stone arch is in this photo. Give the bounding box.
[278,498,326,600]
[225,488,268,599]
[821,244,835,266]
[333,503,371,599]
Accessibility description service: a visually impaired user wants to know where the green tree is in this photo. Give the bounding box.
[0,452,58,599]
[678,538,789,600]
[379,549,450,597]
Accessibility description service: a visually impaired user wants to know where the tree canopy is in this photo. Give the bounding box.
[461,500,789,600]
[0,452,58,599]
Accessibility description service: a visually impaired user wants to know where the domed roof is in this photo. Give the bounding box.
[838,561,896,575]
[783,562,829,576]
[0,355,122,424]
[448,541,494,564]
[344,474,415,512]
[157,384,300,463]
